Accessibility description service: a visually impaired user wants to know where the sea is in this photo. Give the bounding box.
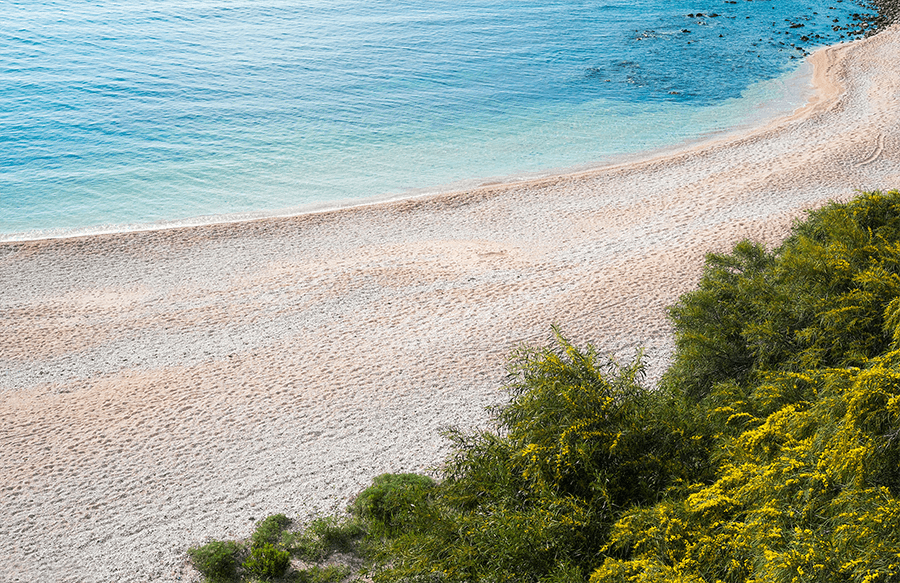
[0,0,877,241]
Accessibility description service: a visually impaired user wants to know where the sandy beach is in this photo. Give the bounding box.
[2,24,900,582]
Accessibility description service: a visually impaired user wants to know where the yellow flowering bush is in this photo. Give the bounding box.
[666,190,900,400]
[590,191,900,583]
[367,329,714,582]
[595,354,900,583]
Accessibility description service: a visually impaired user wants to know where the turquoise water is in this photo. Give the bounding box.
[0,0,874,240]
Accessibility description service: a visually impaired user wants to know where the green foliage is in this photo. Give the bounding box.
[187,539,243,583]
[363,329,714,582]
[284,515,365,562]
[590,190,900,582]
[241,542,291,580]
[187,513,365,583]
[666,190,900,401]
[351,473,436,536]
[665,240,774,400]
[251,514,292,550]
[491,335,664,507]
[293,564,352,583]
[358,190,900,583]
[594,352,900,583]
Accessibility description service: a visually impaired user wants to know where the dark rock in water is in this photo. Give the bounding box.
[870,0,900,27]
[681,28,691,33]
[789,22,805,27]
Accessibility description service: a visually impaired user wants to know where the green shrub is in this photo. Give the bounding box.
[594,352,900,583]
[242,542,291,580]
[251,513,292,550]
[590,190,900,583]
[362,191,900,583]
[351,473,435,535]
[666,190,900,401]
[362,330,711,582]
[187,539,242,582]
[285,515,365,562]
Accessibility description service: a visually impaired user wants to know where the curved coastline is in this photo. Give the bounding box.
[1,25,900,583]
[1,56,818,245]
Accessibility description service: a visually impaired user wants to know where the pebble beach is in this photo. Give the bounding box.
[2,24,900,583]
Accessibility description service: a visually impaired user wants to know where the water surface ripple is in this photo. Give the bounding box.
[0,0,874,238]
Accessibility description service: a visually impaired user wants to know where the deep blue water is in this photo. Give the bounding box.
[0,0,875,239]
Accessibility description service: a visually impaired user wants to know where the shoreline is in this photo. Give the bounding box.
[2,25,900,583]
[0,54,818,245]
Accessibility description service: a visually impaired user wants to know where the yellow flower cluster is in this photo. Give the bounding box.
[591,350,900,583]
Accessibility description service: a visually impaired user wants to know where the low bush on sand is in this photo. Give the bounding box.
[187,539,242,582]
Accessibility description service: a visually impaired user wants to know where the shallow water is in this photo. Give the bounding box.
[0,0,874,239]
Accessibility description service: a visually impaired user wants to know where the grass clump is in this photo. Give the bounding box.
[187,512,366,582]
[284,515,365,562]
[351,473,435,536]
[241,542,290,580]
[187,539,242,582]
[293,564,353,583]
[250,513,291,550]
